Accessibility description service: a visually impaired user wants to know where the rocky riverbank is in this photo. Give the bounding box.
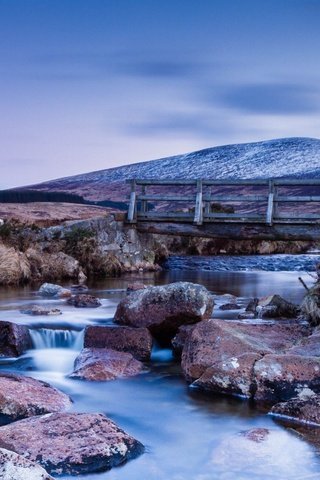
[0,211,316,286]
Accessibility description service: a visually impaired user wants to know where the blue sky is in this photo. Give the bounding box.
[0,0,320,188]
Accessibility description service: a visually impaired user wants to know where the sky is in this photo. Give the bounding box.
[0,0,320,188]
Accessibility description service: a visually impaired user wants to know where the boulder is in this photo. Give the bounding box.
[67,294,101,308]
[84,326,153,361]
[114,282,214,341]
[70,348,145,381]
[20,305,62,316]
[181,319,310,399]
[257,294,299,319]
[287,331,320,357]
[0,412,144,475]
[0,373,72,420]
[0,447,54,480]
[254,354,320,403]
[270,394,320,425]
[0,321,32,357]
[171,325,195,357]
[38,283,71,298]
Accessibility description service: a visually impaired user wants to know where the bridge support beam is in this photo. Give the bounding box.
[136,221,320,241]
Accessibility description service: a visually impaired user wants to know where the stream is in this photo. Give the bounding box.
[1,253,320,479]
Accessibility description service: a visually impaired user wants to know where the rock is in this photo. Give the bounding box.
[237,312,256,320]
[126,282,147,293]
[245,297,259,313]
[0,321,32,357]
[0,244,30,286]
[257,294,299,319]
[270,394,320,425]
[0,373,72,420]
[20,305,62,316]
[219,303,242,311]
[0,447,54,480]
[181,319,311,398]
[70,348,145,381]
[67,294,101,308]
[254,354,320,403]
[38,283,71,298]
[78,269,87,284]
[84,326,153,361]
[114,282,214,341]
[171,325,195,357]
[287,331,320,356]
[0,412,144,475]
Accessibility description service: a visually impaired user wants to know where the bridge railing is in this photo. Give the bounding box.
[126,179,320,225]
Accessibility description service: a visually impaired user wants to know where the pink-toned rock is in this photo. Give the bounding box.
[70,348,145,381]
[0,321,32,357]
[0,373,72,420]
[84,326,153,361]
[0,412,144,475]
[115,282,214,341]
[67,294,101,308]
[126,282,147,293]
[270,394,320,425]
[181,319,310,398]
[0,447,54,480]
[171,325,195,357]
[254,354,320,403]
[287,332,320,357]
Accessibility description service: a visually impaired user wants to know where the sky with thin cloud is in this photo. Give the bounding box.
[0,0,320,188]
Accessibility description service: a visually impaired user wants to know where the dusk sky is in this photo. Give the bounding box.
[1,0,320,188]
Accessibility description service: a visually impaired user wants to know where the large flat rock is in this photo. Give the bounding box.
[70,348,145,381]
[0,412,144,475]
[181,319,311,399]
[0,373,72,420]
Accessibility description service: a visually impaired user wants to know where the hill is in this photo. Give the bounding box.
[26,137,320,201]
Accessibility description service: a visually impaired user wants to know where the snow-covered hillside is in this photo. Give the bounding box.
[28,137,320,200]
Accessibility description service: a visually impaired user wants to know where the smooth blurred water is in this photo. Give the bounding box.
[0,254,320,479]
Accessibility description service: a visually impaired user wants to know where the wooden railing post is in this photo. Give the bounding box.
[194,179,203,225]
[141,185,147,213]
[127,180,137,223]
[266,179,274,225]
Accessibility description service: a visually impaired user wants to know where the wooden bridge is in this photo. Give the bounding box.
[126,179,320,240]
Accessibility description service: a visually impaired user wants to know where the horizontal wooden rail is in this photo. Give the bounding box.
[126,178,320,225]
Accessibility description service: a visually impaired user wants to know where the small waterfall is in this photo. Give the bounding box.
[30,328,84,350]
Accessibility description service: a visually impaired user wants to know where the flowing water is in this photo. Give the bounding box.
[1,254,320,479]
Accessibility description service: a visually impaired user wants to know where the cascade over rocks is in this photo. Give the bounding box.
[181,319,311,400]
[114,282,214,341]
[0,373,72,420]
[0,412,144,475]
[84,326,153,361]
[0,448,54,480]
[70,348,145,381]
[0,321,32,357]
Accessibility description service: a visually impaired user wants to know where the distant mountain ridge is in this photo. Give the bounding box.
[27,137,320,201]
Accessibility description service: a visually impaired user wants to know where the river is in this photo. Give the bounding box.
[0,254,320,480]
